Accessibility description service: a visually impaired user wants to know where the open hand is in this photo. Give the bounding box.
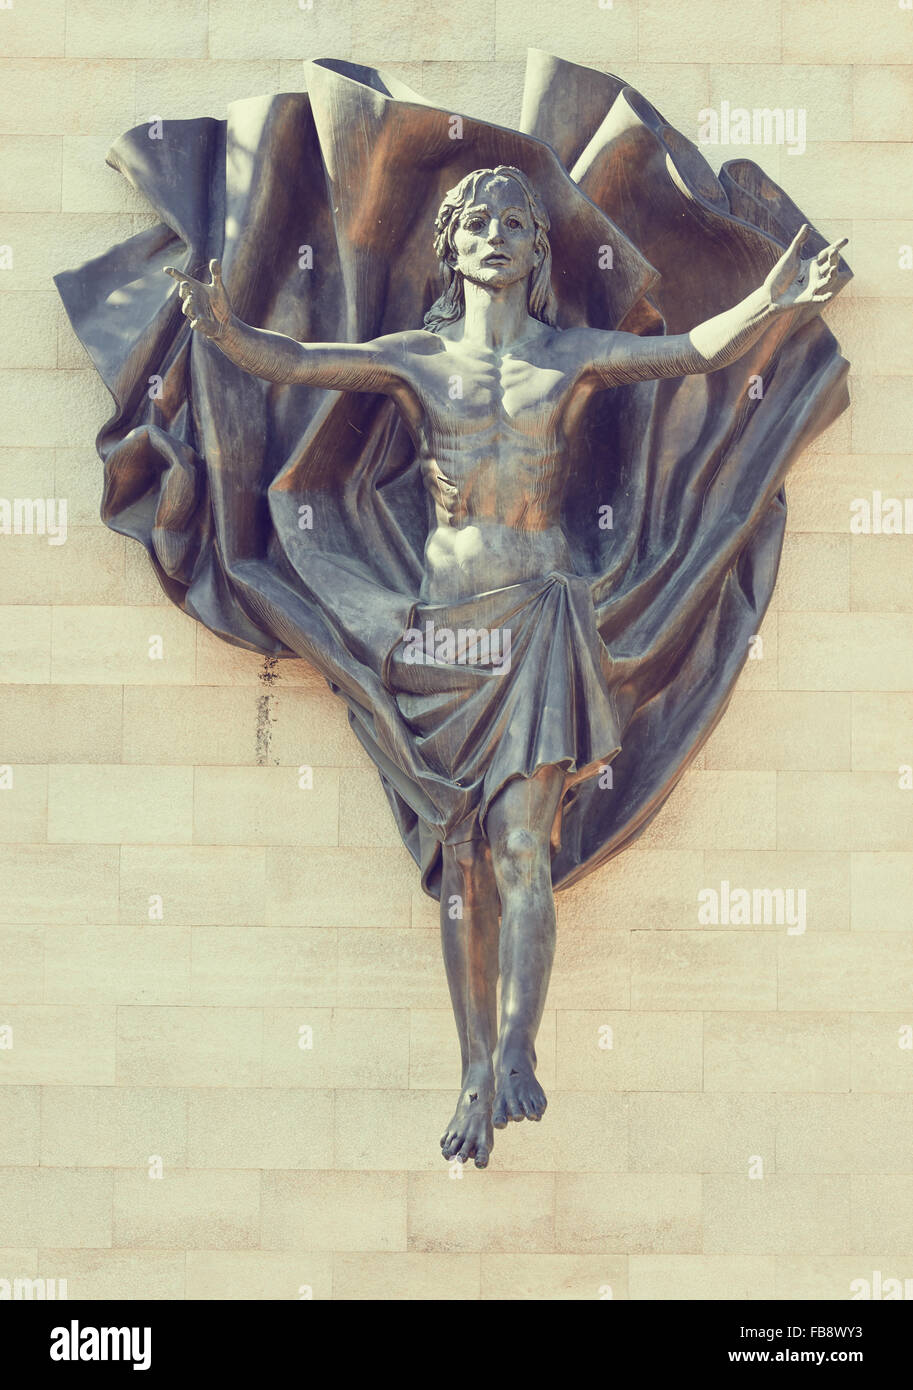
[163,258,233,338]
[764,225,848,310]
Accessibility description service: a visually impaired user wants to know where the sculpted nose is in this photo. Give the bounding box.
[488,221,505,245]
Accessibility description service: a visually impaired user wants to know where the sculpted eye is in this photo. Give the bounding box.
[507,218,522,229]
[465,218,484,231]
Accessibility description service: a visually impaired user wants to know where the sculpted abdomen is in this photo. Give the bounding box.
[412,336,578,599]
[419,423,571,601]
[422,416,566,529]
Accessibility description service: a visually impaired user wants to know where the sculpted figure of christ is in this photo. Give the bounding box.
[166,166,844,1168]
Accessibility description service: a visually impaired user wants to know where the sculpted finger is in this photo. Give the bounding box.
[784,223,809,260]
[208,258,223,283]
[164,265,201,287]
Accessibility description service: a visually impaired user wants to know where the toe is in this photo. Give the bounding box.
[474,1147,490,1169]
[492,1096,508,1129]
[442,1133,461,1160]
[508,1092,525,1121]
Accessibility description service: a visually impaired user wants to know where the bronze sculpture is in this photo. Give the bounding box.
[55,53,851,1168]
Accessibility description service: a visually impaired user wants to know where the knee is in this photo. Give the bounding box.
[491,826,545,887]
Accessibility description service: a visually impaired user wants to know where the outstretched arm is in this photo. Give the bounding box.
[163,260,408,394]
[587,226,847,388]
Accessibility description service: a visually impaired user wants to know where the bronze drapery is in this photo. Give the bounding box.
[55,52,851,898]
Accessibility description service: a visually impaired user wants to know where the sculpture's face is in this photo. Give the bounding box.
[450,175,541,291]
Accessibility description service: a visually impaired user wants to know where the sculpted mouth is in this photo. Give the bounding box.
[482,253,510,265]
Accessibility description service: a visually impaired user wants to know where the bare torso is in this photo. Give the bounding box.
[387,322,599,602]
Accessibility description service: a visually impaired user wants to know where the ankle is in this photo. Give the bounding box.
[496,1035,536,1072]
[461,1059,494,1088]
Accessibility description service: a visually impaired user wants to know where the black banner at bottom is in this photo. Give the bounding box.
[1,1298,907,1375]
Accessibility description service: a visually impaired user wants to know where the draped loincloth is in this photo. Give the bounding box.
[384,572,621,843]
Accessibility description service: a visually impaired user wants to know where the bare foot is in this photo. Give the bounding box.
[440,1075,494,1168]
[492,1052,547,1128]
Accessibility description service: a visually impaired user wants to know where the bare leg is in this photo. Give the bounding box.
[486,765,565,1129]
[438,839,500,1167]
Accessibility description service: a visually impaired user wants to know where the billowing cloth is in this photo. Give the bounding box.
[55,50,851,898]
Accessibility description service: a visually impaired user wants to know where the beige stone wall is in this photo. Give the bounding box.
[1,0,911,1301]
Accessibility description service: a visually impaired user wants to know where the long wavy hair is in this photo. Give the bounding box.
[423,166,558,333]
